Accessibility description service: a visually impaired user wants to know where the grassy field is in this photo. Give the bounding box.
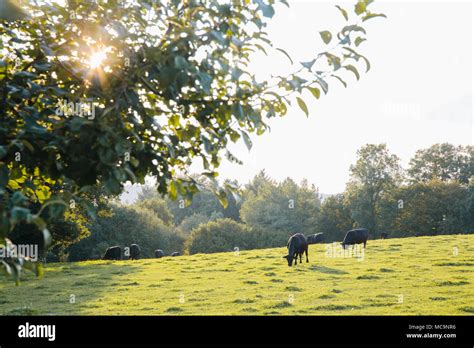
[1,234,473,315]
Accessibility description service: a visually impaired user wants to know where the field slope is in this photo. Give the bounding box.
[1,234,473,315]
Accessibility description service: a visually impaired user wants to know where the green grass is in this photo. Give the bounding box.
[1,234,473,315]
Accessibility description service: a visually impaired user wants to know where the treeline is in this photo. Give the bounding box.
[9,143,472,260]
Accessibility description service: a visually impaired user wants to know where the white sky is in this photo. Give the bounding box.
[122,1,473,203]
[202,0,473,194]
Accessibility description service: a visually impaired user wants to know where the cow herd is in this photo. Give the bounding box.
[103,227,375,267]
[102,244,180,261]
[283,228,370,267]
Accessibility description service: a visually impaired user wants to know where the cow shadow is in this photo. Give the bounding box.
[311,265,349,275]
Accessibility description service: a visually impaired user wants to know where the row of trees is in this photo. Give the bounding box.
[50,142,472,259]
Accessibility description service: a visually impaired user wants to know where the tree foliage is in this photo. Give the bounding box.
[345,143,402,231]
[184,218,250,255]
[1,0,384,281]
[407,143,473,184]
[240,176,321,235]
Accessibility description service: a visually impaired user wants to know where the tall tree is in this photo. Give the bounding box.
[317,193,354,241]
[345,143,402,233]
[408,143,473,184]
[240,175,321,235]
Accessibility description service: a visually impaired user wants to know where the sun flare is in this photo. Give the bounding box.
[87,49,108,69]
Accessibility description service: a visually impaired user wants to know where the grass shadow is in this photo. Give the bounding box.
[0,261,140,315]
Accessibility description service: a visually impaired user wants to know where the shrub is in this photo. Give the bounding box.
[67,205,184,261]
[184,219,251,255]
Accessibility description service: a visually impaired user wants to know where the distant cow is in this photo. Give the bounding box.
[283,233,309,267]
[307,233,324,244]
[380,232,388,240]
[341,228,368,249]
[129,244,141,260]
[171,252,180,257]
[103,246,121,260]
[155,249,164,258]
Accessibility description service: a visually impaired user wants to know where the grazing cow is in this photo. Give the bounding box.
[380,232,388,240]
[307,233,324,244]
[129,244,141,260]
[341,228,369,249]
[102,246,121,260]
[283,233,309,267]
[154,249,164,258]
[171,252,180,257]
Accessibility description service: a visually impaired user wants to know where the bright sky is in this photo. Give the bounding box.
[122,1,473,203]
[200,0,473,194]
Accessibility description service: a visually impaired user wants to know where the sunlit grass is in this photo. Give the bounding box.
[0,234,473,315]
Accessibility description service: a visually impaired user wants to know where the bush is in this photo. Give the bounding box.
[184,218,293,255]
[134,197,174,226]
[184,219,252,255]
[178,212,223,235]
[67,205,184,261]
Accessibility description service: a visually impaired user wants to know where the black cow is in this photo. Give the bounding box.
[171,252,180,257]
[341,228,368,249]
[283,233,309,267]
[129,244,141,260]
[380,232,388,240]
[154,249,164,258]
[102,246,121,260]
[307,233,324,244]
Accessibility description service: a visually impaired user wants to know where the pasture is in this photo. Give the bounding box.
[1,234,473,315]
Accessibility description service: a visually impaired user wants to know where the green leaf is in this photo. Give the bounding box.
[316,77,329,94]
[11,191,27,205]
[335,5,348,21]
[354,37,366,47]
[276,48,293,64]
[344,64,360,80]
[306,86,320,100]
[301,59,316,71]
[241,130,252,151]
[325,53,341,70]
[362,12,387,22]
[210,30,226,45]
[255,0,275,18]
[33,62,52,72]
[342,47,371,72]
[332,75,347,88]
[174,56,188,69]
[233,103,245,120]
[296,97,309,117]
[201,135,213,154]
[168,181,177,200]
[13,71,37,79]
[197,72,212,93]
[319,31,332,45]
[11,207,29,224]
[342,25,366,35]
[216,189,228,209]
[355,1,366,15]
